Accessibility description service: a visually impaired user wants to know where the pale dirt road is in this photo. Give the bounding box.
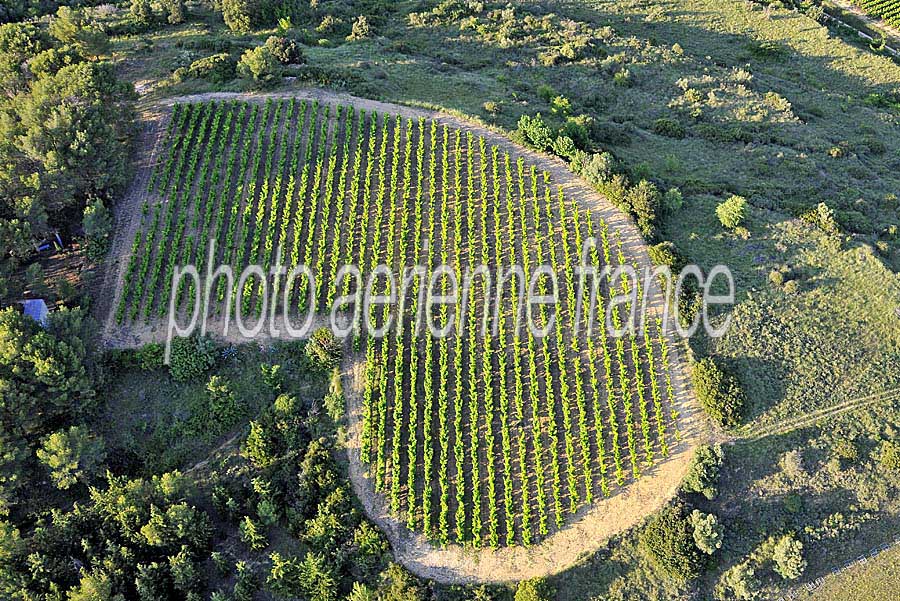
[100,89,706,584]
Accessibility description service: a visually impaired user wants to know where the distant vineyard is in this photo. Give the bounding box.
[117,98,682,547]
[850,0,900,29]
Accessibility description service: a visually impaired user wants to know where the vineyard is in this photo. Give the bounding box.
[115,97,683,548]
[850,0,900,28]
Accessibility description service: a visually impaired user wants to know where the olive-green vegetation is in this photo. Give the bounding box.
[3,0,900,599]
[0,13,135,300]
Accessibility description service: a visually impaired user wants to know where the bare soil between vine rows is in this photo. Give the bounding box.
[98,88,707,584]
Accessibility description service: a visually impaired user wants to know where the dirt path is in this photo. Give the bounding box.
[825,0,900,56]
[96,107,169,345]
[739,387,900,441]
[100,89,706,584]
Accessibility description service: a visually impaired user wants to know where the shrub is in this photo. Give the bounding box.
[239,516,267,550]
[691,357,744,427]
[184,53,237,83]
[571,151,619,186]
[639,503,704,580]
[716,194,748,229]
[682,443,723,499]
[207,375,240,425]
[347,16,372,41]
[264,36,305,65]
[482,101,500,114]
[772,534,806,580]
[515,577,554,601]
[878,440,900,470]
[663,187,684,213]
[324,392,344,423]
[653,117,685,138]
[237,45,282,87]
[515,113,554,151]
[550,95,571,116]
[560,115,592,149]
[551,135,577,160]
[169,336,216,381]
[648,240,684,272]
[536,84,556,102]
[306,327,342,369]
[624,179,662,238]
[135,342,164,370]
[800,202,839,235]
[613,68,631,86]
[690,510,723,554]
[716,561,759,600]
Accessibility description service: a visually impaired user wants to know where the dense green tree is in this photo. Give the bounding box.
[16,61,135,215]
[772,534,806,580]
[82,197,112,261]
[515,577,554,601]
[161,0,186,24]
[0,439,26,516]
[691,357,744,428]
[0,307,94,436]
[27,44,84,80]
[716,194,748,229]
[682,444,724,499]
[48,7,108,58]
[690,510,723,555]
[36,425,105,490]
[639,503,704,581]
[25,262,49,297]
[129,0,154,28]
[237,44,282,87]
[0,23,52,93]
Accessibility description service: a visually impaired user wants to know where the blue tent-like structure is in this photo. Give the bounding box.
[22,299,49,328]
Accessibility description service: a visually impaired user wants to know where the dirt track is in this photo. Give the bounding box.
[100,88,706,584]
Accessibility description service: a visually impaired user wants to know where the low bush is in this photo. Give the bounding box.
[682,443,724,499]
[639,502,704,581]
[653,117,685,138]
[515,113,554,151]
[169,335,216,381]
[691,357,744,427]
[515,577,554,601]
[237,45,282,87]
[264,36,305,65]
[305,327,342,369]
[180,53,237,84]
[716,194,748,229]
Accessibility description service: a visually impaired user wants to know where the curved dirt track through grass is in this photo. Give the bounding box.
[101,88,706,584]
